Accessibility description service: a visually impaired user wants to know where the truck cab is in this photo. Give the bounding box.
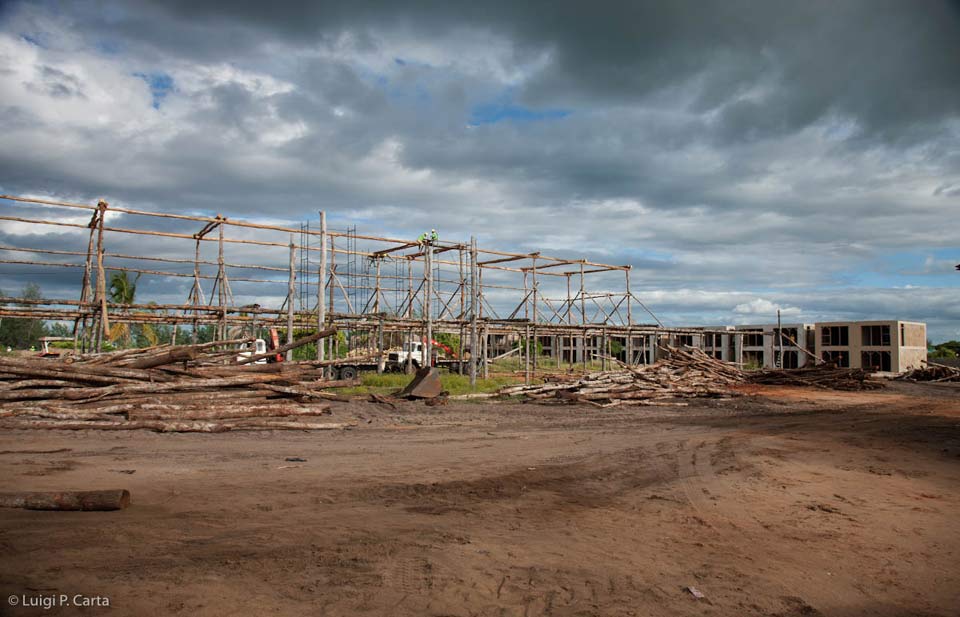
[388,341,425,367]
[236,338,268,364]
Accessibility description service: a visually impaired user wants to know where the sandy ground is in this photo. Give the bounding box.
[0,381,958,617]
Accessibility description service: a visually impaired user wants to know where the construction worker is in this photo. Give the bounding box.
[430,229,438,242]
[417,231,428,248]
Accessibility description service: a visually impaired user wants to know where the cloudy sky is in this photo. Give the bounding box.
[0,0,958,340]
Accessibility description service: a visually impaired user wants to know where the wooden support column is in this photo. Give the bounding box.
[317,211,326,362]
[93,200,109,353]
[75,208,99,352]
[406,258,414,374]
[531,256,538,375]
[601,327,607,371]
[458,247,465,375]
[524,323,531,385]
[328,236,336,364]
[580,263,586,372]
[482,322,489,380]
[286,236,296,361]
[625,267,633,365]
[469,237,478,387]
[217,216,226,342]
[425,243,433,367]
[377,316,384,374]
[374,258,381,314]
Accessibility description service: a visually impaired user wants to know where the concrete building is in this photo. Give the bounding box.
[723,324,816,369]
[814,320,926,372]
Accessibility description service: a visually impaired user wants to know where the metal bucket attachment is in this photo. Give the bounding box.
[399,366,443,399]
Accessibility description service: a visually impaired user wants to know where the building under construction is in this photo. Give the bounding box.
[0,195,926,380]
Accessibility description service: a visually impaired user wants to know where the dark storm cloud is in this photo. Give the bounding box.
[0,0,957,339]
[70,0,960,139]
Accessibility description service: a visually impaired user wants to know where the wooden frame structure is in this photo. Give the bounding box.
[0,194,731,384]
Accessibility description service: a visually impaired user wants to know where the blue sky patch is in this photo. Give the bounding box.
[469,92,570,126]
[134,72,174,109]
[20,33,47,48]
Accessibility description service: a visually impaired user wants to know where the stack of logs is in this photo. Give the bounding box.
[0,331,360,432]
[498,346,745,408]
[749,364,884,390]
[895,362,960,383]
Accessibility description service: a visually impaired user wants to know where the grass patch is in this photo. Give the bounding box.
[332,371,523,396]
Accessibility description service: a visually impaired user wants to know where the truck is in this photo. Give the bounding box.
[330,340,475,380]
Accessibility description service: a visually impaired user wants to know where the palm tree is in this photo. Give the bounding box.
[106,271,157,348]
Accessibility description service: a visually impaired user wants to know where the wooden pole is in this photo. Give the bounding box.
[94,201,108,353]
[580,262,586,372]
[329,236,336,363]
[374,258,381,314]
[531,256,538,375]
[217,217,226,342]
[317,211,326,362]
[75,210,99,353]
[469,236,478,387]
[524,323,531,385]
[425,243,433,367]
[286,236,295,361]
[0,489,130,511]
[458,248,465,375]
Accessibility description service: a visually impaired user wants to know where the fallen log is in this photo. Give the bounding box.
[0,489,130,511]
[0,373,289,402]
[121,346,198,369]
[129,404,331,421]
[253,383,352,402]
[0,418,351,432]
[0,419,231,432]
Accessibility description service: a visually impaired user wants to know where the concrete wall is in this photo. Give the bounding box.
[897,322,927,372]
[814,320,927,373]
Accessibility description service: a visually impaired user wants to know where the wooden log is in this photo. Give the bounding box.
[0,419,230,432]
[121,346,198,369]
[0,373,289,403]
[228,420,354,430]
[0,489,130,511]
[3,408,119,421]
[129,404,331,421]
[0,358,172,383]
[253,383,352,402]
[0,418,351,432]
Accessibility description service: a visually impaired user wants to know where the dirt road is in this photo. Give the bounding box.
[1,382,958,616]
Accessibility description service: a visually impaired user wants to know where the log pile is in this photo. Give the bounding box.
[0,332,358,432]
[895,363,960,383]
[497,346,745,407]
[749,364,883,390]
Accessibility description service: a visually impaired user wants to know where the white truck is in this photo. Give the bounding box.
[236,338,269,365]
[329,340,473,380]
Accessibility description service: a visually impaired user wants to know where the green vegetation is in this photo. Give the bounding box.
[929,340,959,359]
[333,371,522,396]
[0,283,47,349]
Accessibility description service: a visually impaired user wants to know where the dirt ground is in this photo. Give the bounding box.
[1,381,958,617]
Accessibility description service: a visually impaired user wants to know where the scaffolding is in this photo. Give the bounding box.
[0,194,735,385]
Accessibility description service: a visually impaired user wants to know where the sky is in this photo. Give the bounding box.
[0,0,958,341]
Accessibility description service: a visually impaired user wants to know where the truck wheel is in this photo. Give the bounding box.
[339,366,359,380]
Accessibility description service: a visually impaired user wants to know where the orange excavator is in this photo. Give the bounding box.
[426,338,458,359]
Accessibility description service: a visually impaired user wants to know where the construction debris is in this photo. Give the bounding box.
[497,346,745,407]
[0,332,358,432]
[895,363,960,383]
[749,365,884,390]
